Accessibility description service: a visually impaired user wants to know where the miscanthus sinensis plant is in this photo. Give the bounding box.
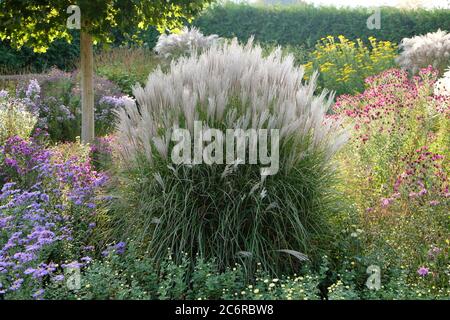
[154,27,220,60]
[397,29,450,75]
[0,93,37,144]
[112,39,348,275]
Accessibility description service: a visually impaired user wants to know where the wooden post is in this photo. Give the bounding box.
[80,31,95,144]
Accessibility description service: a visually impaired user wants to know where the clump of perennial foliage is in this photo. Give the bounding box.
[113,39,348,275]
[0,132,107,299]
[397,29,450,75]
[154,27,220,60]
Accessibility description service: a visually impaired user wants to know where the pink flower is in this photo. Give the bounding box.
[409,192,418,198]
[380,198,391,207]
[417,267,429,277]
[429,200,439,206]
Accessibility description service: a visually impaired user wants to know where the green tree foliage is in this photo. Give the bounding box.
[0,0,212,52]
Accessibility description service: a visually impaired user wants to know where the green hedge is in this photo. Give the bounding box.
[193,3,450,48]
[2,4,449,74]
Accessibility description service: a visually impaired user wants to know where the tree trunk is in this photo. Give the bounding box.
[80,31,94,144]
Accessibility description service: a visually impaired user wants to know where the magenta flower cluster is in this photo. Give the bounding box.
[334,68,449,144]
[335,67,449,211]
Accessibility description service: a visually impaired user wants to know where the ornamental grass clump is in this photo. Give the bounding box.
[112,39,348,275]
[397,29,450,75]
[154,27,220,60]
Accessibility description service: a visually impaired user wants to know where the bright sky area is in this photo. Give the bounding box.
[244,0,450,8]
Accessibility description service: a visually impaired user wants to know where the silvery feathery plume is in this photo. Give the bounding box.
[434,67,450,96]
[397,29,450,74]
[116,37,348,170]
[154,27,220,60]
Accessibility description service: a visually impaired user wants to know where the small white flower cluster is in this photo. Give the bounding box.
[397,29,450,74]
[154,27,220,59]
[434,67,450,96]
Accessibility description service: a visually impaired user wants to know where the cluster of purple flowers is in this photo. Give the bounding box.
[0,90,8,99]
[0,133,108,298]
[102,242,127,257]
[9,68,127,141]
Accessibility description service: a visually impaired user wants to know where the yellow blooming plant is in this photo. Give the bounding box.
[304,36,398,96]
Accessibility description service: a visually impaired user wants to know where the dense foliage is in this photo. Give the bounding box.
[194,3,450,48]
[2,3,450,74]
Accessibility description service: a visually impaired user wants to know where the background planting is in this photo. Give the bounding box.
[2,3,450,74]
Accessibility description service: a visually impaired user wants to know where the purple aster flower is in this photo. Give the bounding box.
[81,256,92,264]
[417,267,429,277]
[9,278,24,291]
[115,242,126,255]
[32,289,45,300]
[53,275,64,282]
[40,194,50,202]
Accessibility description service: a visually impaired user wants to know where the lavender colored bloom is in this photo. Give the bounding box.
[0,89,9,99]
[380,198,391,207]
[53,274,64,282]
[115,242,126,255]
[9,278,24,291]
[1,182,16,193]
[24,268,36,275]
[32,289,45,299]
[40,194,50,203]
[86,203,96,209]
[81,256,92,263]
[417,267,429,277]
[25,79,41,99]
[13,252,35,263]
